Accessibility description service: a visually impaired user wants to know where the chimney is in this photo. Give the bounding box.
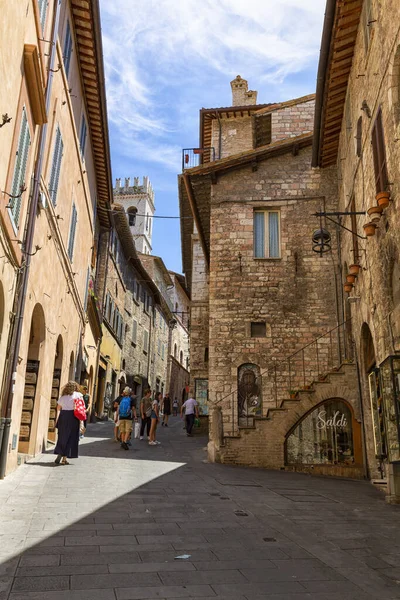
[230,75,258,106]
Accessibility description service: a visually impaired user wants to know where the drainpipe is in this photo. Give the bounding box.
[0,0,61,479]
[311,0,336,167]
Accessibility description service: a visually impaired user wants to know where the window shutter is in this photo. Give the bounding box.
[105,292,110,320]
[254,212,265,258]
[38,0,47,31]
[268,212,280,258]
[132,319,137,344]
[371,109,388,193]
[49,126,63,206]
[67,203,77,261]
[79,115,87,158]
[63,20,73,77]
[83,268,90,312]
[253,113,272,148]
[10,108,30,227]
[162,344,165,360]
[143,330,148,352]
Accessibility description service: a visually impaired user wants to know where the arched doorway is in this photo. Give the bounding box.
[20,304,46,452]
[48,335,63,441]
[285,398,363,478]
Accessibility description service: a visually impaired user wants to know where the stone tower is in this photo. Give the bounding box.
[230,75,258,106]
[113,176,155,254]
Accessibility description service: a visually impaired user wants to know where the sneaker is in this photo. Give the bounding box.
[140,436,143,440]
[164,424,168,428]
[122,442,129,450]
[148,441,156,446]
[127,441,132,447]
[161,422,164,426]
[186,433,192,437]
[155,440,161,445]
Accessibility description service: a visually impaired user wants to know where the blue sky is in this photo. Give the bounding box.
[100,0,326,274]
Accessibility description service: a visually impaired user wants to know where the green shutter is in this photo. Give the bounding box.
[67,203,77,261]
[49,126,63,206]
[10,108,31,228]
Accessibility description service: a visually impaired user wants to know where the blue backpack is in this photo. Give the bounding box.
[119,396,131,418]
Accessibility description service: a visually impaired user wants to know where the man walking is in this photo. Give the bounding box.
[181,393,199,437]
[118,387,136,450]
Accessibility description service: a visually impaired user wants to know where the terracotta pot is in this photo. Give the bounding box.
[344,283,353,293]
[376,190,390,209]
[349,264,361,275]
[363,222,377,237]
[346,274,356,284]
[367,205,383,222]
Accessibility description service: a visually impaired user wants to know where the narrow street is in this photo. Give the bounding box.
[0,419,399,600]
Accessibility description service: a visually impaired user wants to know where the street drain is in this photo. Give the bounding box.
[263,537,277,542]
[234,510,248,516]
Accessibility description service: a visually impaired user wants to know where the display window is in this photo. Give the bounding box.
[368,369,386,458]
[285,399,360,466]
[379,356,400,463]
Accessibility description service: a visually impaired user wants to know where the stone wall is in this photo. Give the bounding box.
[271,99,315,142]
[189,233,209,393]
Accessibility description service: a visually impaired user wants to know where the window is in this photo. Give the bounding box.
[49,126,63,206]
[135,282,141,303]
[146,214,149,231]
[38,0,47,31]
[158,339,161,355]
[105,292,110,320]
[180,350,183,364]
[128,207,137,226]
[251,322,266,338]
[83,268,90,312]
[371,108,389,193]
[253,113,272,148]
[204,347,209,363]
[63,20,73,77]
[143,330,149,353]
[67,203,77,261]
[356,116,362,157]
[79,114,87,159]
[9,107,30,228]
[132,319,138,344]
[174,343,177,359]
[162,344,165,360]
[254,210,280,258]
[186,356,189,370]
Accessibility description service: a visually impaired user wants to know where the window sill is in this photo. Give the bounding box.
[253,257,282,261]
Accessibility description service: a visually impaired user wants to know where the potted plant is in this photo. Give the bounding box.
[367,205,382,222]
[349,264,361,275]
[288,390,298,399]
[376,190,390,208]
[363,222,377,236]
[344,283,353,293]
[346,274,356,284]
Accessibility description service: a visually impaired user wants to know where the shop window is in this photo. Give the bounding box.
[379,356,400,462]
[371,108,389,194]
[238,363,262,418]
[251,322,266,337]
[254,210,280,258]
[286,399,355,466]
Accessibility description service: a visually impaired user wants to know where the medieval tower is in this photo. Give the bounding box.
[113,176,155,254]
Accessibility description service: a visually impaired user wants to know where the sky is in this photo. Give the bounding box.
[99,0,327,274]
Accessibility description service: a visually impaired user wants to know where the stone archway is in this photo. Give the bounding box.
[48,335,63,441]
[20,304,46,453]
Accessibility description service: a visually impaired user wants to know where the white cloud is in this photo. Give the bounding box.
[100,0,325,173]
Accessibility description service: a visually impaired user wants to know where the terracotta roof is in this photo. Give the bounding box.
[179,133,313,287]
[70,0,112,228]
[254,94,315,116]
[312,0,363,167]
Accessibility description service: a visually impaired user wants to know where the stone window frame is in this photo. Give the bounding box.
[253,208,281,260]
[249,322,267,338]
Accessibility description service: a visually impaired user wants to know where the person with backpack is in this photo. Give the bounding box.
[140,388,152,440]
[118,387,136,450]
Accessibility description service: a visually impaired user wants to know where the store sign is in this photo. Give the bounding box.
[317,410,347,429]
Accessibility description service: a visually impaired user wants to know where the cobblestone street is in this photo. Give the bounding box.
[1,418,400,600]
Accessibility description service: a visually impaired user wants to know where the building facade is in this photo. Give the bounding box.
[168,272,190,408]
[313,0,400,500]
[0,0,112,474]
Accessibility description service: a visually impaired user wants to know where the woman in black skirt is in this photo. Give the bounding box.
[54,381,81,465]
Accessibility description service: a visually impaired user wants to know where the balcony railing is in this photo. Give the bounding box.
[182,147,215,171]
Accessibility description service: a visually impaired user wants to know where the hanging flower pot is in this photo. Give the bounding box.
[344,283,353,293]
[349,264,361,276]
[363,222,377,237]
[367,205,383,222]
[376,190,390,209]
[346,274,356,284]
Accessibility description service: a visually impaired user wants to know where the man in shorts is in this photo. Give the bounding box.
[117,387,137,450]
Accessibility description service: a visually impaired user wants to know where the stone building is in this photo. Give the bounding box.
[0,0,112,474]
[168,272,190,408]
[179,76,371,478]
[312,0,400,500]
[113,177,155,255]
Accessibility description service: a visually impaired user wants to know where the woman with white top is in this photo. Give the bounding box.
[54,381,81,465]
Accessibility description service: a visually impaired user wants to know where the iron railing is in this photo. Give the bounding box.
[212,320,353,438]
[182,147,215,171]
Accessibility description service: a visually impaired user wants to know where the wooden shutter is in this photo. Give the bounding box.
[371,108,388,193]
[79,115,87,158]
[63,21,73,77]
[132,319,138,344]
[253,113,272,148]
[67,203,77,261]
[10,107,31,227]
[49,126,63,205]
[143,330,148,352]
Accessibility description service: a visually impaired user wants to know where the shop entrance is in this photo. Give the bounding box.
[48,335,63,442]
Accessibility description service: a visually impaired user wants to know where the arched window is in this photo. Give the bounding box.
[180,350,183,364]
[127,207,137,226]
[174,343,177,359]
